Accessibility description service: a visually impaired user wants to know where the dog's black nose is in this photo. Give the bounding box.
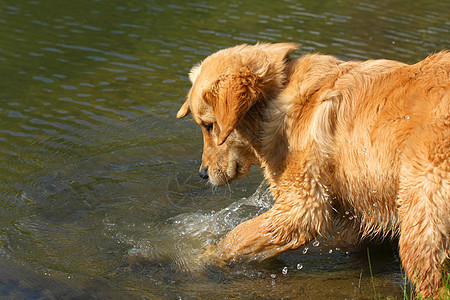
[199,167,209,179]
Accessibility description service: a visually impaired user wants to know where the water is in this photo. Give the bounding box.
[0,0,448,298]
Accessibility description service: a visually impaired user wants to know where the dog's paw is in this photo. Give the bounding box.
[216,216,293,262]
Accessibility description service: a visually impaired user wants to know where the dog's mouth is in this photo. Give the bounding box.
[203,162,249,186]
[234,162,251,181]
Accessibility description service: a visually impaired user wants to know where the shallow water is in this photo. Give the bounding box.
[0,0,448,298]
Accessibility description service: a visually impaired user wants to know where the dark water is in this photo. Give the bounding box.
[0,0,448,298]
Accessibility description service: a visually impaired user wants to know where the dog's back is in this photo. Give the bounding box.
[315,52,450,232]
[277,52,449,296]
[263,51,449,239]
[323,52,449,295]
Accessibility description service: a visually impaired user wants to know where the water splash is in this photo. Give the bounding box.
[127,181,273,273]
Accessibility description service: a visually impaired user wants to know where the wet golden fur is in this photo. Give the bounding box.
[177,43,449,298]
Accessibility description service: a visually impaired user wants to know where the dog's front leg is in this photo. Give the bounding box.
[217,183,333,261]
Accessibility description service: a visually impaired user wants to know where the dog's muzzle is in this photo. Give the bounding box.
[199,167,209,179]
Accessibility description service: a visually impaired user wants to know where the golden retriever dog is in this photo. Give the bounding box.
[176,43,449,298]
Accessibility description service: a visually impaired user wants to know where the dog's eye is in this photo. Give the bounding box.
[205,123,213,133]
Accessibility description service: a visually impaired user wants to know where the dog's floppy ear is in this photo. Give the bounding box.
[176,99,190,119]
[177,64,203,119]
[209,69,265,145]
[209,43,299,145]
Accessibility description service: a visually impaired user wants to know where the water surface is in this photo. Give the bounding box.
[0,0,448,298]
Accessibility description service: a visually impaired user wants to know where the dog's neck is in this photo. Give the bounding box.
[236,61,296,181]
[237,54,344,184]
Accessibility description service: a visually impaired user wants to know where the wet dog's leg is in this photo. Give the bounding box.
[217,161,333,261]
[397,130,449,298]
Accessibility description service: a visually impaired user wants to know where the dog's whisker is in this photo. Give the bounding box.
[212,185,218,195]
[224,177,232,195]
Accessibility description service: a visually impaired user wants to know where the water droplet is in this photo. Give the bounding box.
[335,247,340,251]
[302,247,309,254]
[297,263,303,270]
[345,211,350,215]
[362,148,368,155]
[324,153,329,158]
[372,190,377,194]
[405,115,410,120]
[313,240,320,247]
[271,274,276,279]
[282,267,288,275]
[329,249,333,254]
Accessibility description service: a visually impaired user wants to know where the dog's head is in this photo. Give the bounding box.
[177,43,299,185]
